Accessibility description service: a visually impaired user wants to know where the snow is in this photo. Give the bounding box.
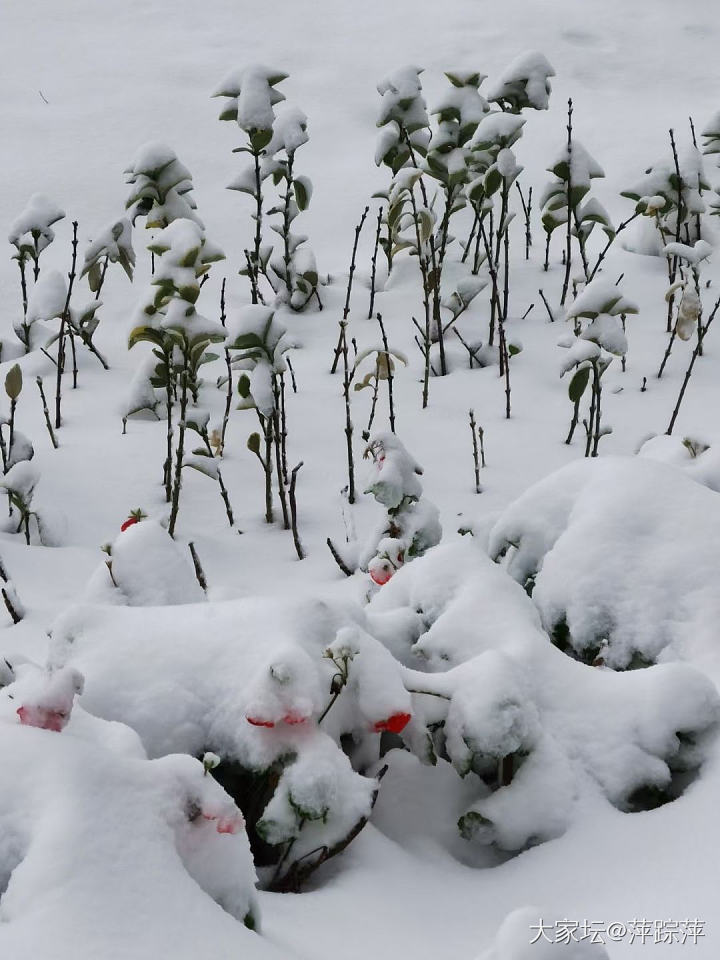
[2,0,720,957]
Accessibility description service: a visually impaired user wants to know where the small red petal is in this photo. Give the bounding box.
[246,716,275,728]
[17,706,66,732]
[374,712,411,734]
[282,712,309,726]
[370,566,393,586]
[216,816,244,835]
[121,517,139,532]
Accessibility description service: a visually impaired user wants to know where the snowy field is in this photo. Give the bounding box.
[1,0,720,957]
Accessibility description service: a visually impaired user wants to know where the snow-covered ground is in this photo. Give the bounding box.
[1,0,720,957]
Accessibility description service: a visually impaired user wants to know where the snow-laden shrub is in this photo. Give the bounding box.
[0,658,261,950]
[367,533,720,849]
[48,596,397,891]
[88,517,206,606]
[128,218,225,532]
[489,455,720,670]
[8,195,65,353]
[559,278,637,455]
[125,142,201,229]
[359,432,441,586]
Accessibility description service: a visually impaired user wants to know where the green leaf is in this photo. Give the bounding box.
[568,366,590,403]
[237,373,251,398]
[247,432,261,455]
[5,364,22,401]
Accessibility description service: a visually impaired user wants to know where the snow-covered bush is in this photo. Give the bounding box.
[125,142,201,229]
[8,194,65,351]
[489,455,720,670]
[90,517,206,606]
[227,304,291,526]
[48,596,399,891]
[367,533,720,850]
[485,51,555,113]
[360,433,441,586]
[128,218,225,533]
[0,658,261,944]
[559,277,637,454]
[213,64,287,302]
[266,105,321,309]
[541,129,612,290]
[81,216,135,299]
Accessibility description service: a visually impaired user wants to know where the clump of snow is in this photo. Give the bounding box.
[489,455,720,672]
[87,518,206,606]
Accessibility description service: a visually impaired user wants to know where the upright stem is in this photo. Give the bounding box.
[282,153,294,299]
[251,147,263,303]
[560,99,574,306]
[331,207,369,374]
[55,221,79,429]
[340,322,355,504]
[376,313,395,433]
[666,129,684,332]
[272,378,290,530]
[469,409,481,493]
[219,279,232,455]
[368,206,383,319]
[35,377,58,448]
[95,255,109,301]
[289,462,305,560]
[168,355,190,538]
[163,349,174,502]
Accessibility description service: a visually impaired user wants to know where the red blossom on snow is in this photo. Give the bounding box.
[202,811,245,835]
[282,711,310,725]
[369,561,394,586]
[17,705,68,732]
[121,509,147,532]
[246,715,275,728]
[373,712,411,734]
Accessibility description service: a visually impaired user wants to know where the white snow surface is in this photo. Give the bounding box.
[2,0,720,958]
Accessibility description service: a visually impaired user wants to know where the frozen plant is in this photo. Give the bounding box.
[227,305,292,529]
[93,516,207,606]
[128,219,225,534]
[0,365,34,477]
[213,64,288,302]
[559,277,637,455]
[354,326,406,439]
[621,132,708,331]
[266,105,322,310]
[125,142,202,231]
[657,237,711,379]
[485,50,555,113]
[8,194,65,350]
[359,433,441,586]
[0,462,42,545]
[540,100,612,301]
[81,216,136,301]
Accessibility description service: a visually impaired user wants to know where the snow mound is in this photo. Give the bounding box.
[488,455,720,672]
[0,658,267,960]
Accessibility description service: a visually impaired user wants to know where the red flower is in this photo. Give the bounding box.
[17,705,67,732]
[369,564,393,586]
[121,509,146,532]
[282,711,309,725]
[246,715,275,728]
[202,811,245,835]
[373,712,411,734]
[216,815,244,835]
